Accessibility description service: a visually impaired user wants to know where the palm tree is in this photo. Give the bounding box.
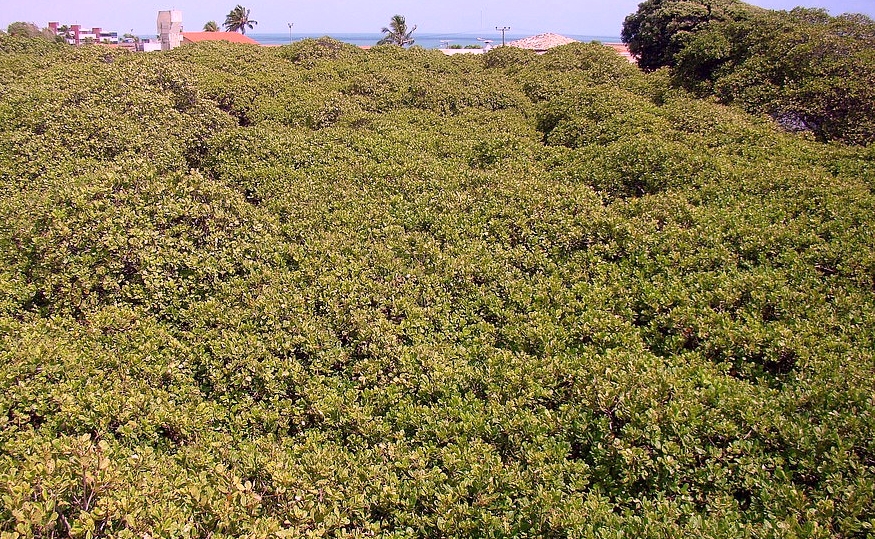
[203,20,219,32]
[58,24,74,44]
[377,15,416,46]
[223,5,258,34]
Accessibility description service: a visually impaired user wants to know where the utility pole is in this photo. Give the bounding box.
[288,22,293,44]
[496,26,510,47]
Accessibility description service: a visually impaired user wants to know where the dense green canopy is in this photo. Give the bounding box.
[621,0,754,71]
[674,7,875,144]
[623,1,875,144]
[0,34,873,537]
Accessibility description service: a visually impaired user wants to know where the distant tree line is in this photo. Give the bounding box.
[622,0,875,144]
[4,22,64,43]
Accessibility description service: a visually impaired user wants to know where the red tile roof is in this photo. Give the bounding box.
[182,32,259,45]
[507,33,577,51]
[605,43,635,63]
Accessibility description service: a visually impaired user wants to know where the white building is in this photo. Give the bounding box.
[157,10,183,51]
[47,22,118,45]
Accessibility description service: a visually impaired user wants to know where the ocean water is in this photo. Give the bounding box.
[249,32,622,48]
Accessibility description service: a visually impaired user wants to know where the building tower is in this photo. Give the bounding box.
[157,10,183,50]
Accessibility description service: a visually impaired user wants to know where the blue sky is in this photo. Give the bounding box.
[3,0,874,37]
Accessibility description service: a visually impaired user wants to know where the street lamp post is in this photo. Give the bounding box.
[496,26,510,47]
[288,22,293,44]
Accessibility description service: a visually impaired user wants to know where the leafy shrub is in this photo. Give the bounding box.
[0,32,63,54]
[483,46,537,71]
[276,36,365,67]
[535,85,669,147]
[538,42,641,84]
